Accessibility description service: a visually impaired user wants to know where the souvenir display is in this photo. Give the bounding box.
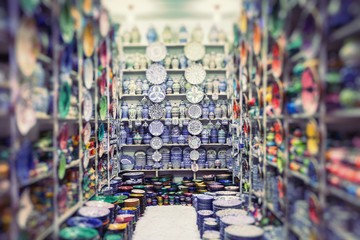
[185,64,206,85]
[152,150,162,162]
[188,120,203,136]
[146,42,167,62]
[188,104,202,119]
[146,64,167,85]
[190,150,200,161]
[99,8,110,37]
[149,104,164,120]
[184,42,205,61]
[148,85,166,103]
[149,120,164,136]
[150,137,163,150]
[186,86,205,104]
[301,67,319,115]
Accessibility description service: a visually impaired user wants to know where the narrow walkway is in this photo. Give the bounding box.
[133,206,201,240]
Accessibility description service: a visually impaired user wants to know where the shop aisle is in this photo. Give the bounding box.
[133,206,200,240]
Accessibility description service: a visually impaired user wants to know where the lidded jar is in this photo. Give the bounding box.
[135,77,142,95]
[214,103,222,119]
[218,128,226,144]
[171,103,180,118]
[129,104,137,120]
[121,101,129,120]
[133,132,142,144]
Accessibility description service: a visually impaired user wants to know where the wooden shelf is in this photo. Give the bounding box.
[65,159,80,169]
[20,172,52,188]
[327,186,360,208]
[122,43,226,48]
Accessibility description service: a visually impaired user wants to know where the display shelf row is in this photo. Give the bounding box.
[120,93,228,98]
[122,68,227,74]
[120,117,232,122]
[121,168,230,173]
[122,43,226,48]
[120,143,231,148]
[327,186,360,209]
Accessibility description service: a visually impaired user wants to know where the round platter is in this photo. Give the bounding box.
[188,136,201,149]
[148,85,166,103]
[82,122,91,144]
[187,120,203,135]
[146,42,167,62]
[82,89,93,122]
[185,64,206,85]
[190,150,200,161]
[184,42,205,61]
[152,150,162,162]
[149,104,164,120]
[186,86,205,104]
[146,63,167,85]
[149,120,164,136]
[187,104,202,119]
[83,58,94,89]
[150,137,163,150]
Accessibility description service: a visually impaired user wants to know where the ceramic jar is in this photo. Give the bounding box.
[171,56,180,69]
[202,102,210,119]
[126,55,135,69]
[179,101,186,118]
[203,54,210,69]
[129,79,136,95]
[133,54,141,70]
[201,128,210,144]
[131,27,141,43]
[219,78,227,93]
[182,127,189,142]
[129,104,137,120]
[147,26,158,43]
[140,56,147,69]
[136,103,143,119]
[171,126,180,143]
[127,133,133,145]
[120,125,127,144]
[142,104,149,119]
[192,25,204,43]
[162,26,173,43]
[166,77,174,94]
[142,78,150,95]
[213,77,220,94]
[122,30,131,44]
[179,54,187,69]
[121,102,129,120]
[209,53,216,69]
[143,133,152,144]
[164,55,172,69]
[161,126,170,144]
[135,78,142,95]
[172,103,180,118]
[123,78,130,94]
[210,126,218,143]
[165,101,172,118]
[218,128,226,144]
[133,132,142,144]
[208,25,219,43]
[215,54,223,69]
[179,25,188,43]
[214,103,222,119]
[173,78,180,94]
[221,101,227,118]
[209,101,215,114]
[178,134,185,144]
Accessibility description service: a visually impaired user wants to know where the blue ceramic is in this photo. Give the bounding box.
[210,127,218,143]
[142,104,149,119]
[202,102,210,119]
[67,216,102,229]
[209,101,215,114]
[143,133,152,144]
[179,54,187,69]
[179,25,188,43]
[121,102,129,119]
[147,26,158,43]
[165,101,172,118]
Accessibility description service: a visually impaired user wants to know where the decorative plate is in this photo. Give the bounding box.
[82,122,91,144]
[83,150,90,169]
[83,89,93,122]
[146,42,167,62]
[187,104,202,119]
[16,17,39,77]
[188,120,203,135]
[98,123,105,142]
[99,8,110,37]
[60,0,74,43]
[149,104,164,120]
[82,0,93,15]
[190,150,200,161]
[99,96,107,120]
[207,149,217,159]
[306,119,320,156]
[16,84,36,135]
[191,162,199,172]
[185,64,206,85]
[59,81,71,118]
[58,152,66,180]
[149,120,164,136]
[301,67,319,115]
[98,142,104,158]
[148,85,166,103]
[184,42,205,61]
[186,86,205,103]
[152,150,162,162]
[188,136,201,149]
[83,58,94,89]
[83,22,95,57]
[150,137,163,150]
[146,64,167,85]
[59,124,69,150]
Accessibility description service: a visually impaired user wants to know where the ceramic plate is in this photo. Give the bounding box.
[188,120,203,135]
[148,85,166,103]
[190,150,200,161]
[59,81,71,118]
[187,104,202,119]
[78,207,110,218]
[253,21,262,56]
[99,96,107,120]
[188,136,201,149]
[149,104,164,120]
[83,122,91,144]
[152,150,162,162]
[185,64,206,85]
[184,42,205,61]
[150,137,163,150]
[16,17,39,77]
[301,67,319,115]
[146,42,167,62]
[99,8,110,37]
[191,162,199,172]
[98,123,105,142]
[71,7,83,33]
[20,0,40,15]
[149,120,164,136]
[83,150,89,169]
[58,152,66,180]
[186,86,204,104]
[83,58,94,89]
[99,41,110,68]
[98,142,104,158]
[111,100,117,119]
[16,84,36,135]
[83,22,95,57]
[146,64,167,85]
[59,124,69,150]
[83,89,93,122]
[60,0,74,43]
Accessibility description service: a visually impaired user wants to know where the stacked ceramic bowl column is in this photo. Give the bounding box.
[212,198,243,212]
[196,194,214,211]
[220,215,255,240]
[197,210,214,236]
[215,209,247,223]
[160,148,170,169]
[183,147,192,169]
[203,217,219,233]
[134,150,146,170]
[77,206,111,236]
[146,148,155,169]
[171,147,182,169]
[224,225,264,240]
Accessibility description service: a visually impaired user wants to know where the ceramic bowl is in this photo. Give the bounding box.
[121,163,134,171]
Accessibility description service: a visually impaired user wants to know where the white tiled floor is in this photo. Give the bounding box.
[133,205,201,240]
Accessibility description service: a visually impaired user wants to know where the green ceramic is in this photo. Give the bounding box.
[59,227,98,240]
[92,196,118,204]
[99,96,107,120]
[104,234,122,240]
[20,0,40,15]
[98,123,105,141]
[60,0,74,43]
[59,81,71,118]
[58,152,66,180]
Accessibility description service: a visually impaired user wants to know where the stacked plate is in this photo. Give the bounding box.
[122,172,145,185]
[201,217,218,238]
[213,198,243,212]
[215,209,247,223]
[197,210,214,232]
[135,151,146,168]
[220,215,255,240]
[224,225,264,240]
[196,194,214,211]
[146,148,155,167]
[160,148,170,169]
[171,147,182,169]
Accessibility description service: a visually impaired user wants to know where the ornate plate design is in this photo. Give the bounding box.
[188,120,203,135]
[82,122,91,145]
[186,86,205,103]
[187,104,202,119]
[149,120,164,136]
[190,150,200,161]
[150,137,163,150]
[149,104,164,120]
[84,58,94,89]
[146,64,167,85]
[188,136,201,149]
[148,85,166,103]
[185,64,206,85]
[83,89,93,122]
[146,42,167,62]
[152,150,162,162]
[184,42,205,61]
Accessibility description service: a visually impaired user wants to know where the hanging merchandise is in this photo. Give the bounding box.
[82,89,93,122]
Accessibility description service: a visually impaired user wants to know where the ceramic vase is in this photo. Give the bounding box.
[121,102,129,119]
[147,26,158,43]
